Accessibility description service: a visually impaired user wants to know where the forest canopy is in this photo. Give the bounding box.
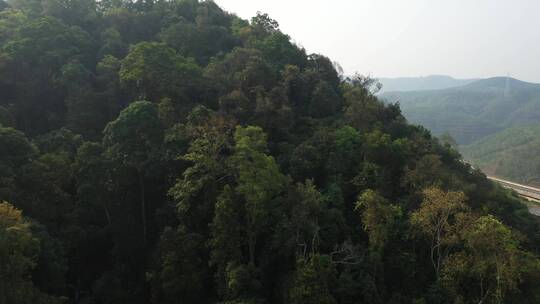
[0,1,539,303]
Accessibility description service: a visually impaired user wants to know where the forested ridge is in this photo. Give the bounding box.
[461,124,540,186]
[0,1,539,303]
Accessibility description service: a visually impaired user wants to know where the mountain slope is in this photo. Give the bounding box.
[381,77,540,144]
[377,75,478,93]
[461,124,540,186]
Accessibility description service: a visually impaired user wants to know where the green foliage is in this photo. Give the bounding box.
[120,42,201,101]
[0,126,36,201]
[461,123,540,185]
[0,8,27,44]
[442,215,540,303]
[150,227,208,304]
[0,202,64,304]
[289,255,337,304]
[251,12,280,35]
[0,2,538,304]
[161,15,237,65]
[231,126,286,211]
[310,81,341,118]
[0,201,39,303]
[103,100,164,245]
[410,187,469,278]
[356,190,401,257]
[103,100,163,169]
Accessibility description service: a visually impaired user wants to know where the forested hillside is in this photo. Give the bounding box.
[0,1,539,304]
[462,124,540,186]
[382,77,540,144]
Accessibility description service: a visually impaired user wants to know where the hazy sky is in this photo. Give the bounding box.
[214,0,540,82]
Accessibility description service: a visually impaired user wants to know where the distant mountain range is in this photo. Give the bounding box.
[380,76,540,185]
[381,77,540,144]
[377,75,478,93]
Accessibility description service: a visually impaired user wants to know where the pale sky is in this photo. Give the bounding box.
[214,0,540,82]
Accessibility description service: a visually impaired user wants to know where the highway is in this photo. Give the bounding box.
[487,176,540,216]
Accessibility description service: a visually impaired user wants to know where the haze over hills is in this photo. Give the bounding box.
[381,77,540,144]
[381,76,540,185]
[377,75,478,93]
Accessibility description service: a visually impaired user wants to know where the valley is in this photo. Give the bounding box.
[381,76,540,187]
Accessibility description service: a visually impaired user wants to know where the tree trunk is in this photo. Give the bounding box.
[103,203,112,226]
[248,232,256,266]
[138,170,147,246]
[436,226,442,278]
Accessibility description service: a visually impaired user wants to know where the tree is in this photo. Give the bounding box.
[103,100,163,245]
[0,201,63,304]
[355,190,401,258]
[251,12,279,36]
[328,125,362,178]
[1,15,91,134]
[289,180,325,257]
[0,8,28,44]
[410,187,469,279]
[442,215,540,303]
[439,132,457,149]
[309,81,341,118]
[289,254,337,304]
[343,76,387,132]
[120,42,201,102]
[161,17,237,65]
[209,186,246,298]
[169,107,233,232]
[59,59,110,139]
[204,47,277,97]
[150,226,209,304]
[354,129,410,195]
[402,154,446,191]
[208,125,286,300]
[0,126,36,201]
[98,27,128,59]
[74,142,112,225]
[219,90,251,122]
[96,55,123,122]
[230,126,286,266]
[13,147,76,234]
[253,31,307,70]
[166,109,234,300]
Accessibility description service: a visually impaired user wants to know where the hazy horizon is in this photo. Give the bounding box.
[215,0,540,83]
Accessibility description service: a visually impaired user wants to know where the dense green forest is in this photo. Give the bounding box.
[0,1,539,303]
[461,124,540,186]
